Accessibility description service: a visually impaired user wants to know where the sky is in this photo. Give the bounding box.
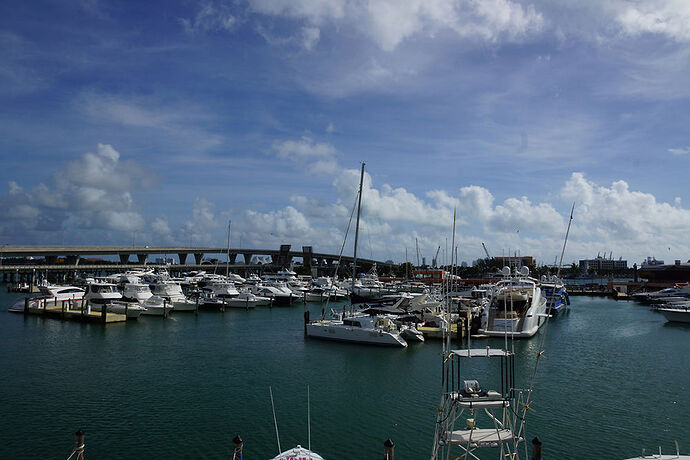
[1,0,689,266]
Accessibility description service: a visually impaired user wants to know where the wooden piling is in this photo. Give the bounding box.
[531,436,542,460]
[384,438,395,460]
[101,301,107,324]
[163,299,168,318]
[304,310,310,336]
[195,294,199,316]
[24,297,29,316]
[74,429,85,460]
[232,434,243,460]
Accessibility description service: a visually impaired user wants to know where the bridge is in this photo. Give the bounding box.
[0,244,390,283]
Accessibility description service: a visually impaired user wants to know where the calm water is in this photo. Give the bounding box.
[0,287,688,459]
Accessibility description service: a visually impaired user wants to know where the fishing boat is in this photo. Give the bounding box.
[151,280,197,311]
[9,284,85,312]
[479,267,548,338]
[431,347,525,459]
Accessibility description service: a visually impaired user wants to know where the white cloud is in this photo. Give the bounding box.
[181,2,237,34]
[669,146,690,155]
[301,26,321,50]
[248,0,543,51]
[272,136,338,174]
[0,144,149,239]
[560,173,690,260]
[614,0,690,42]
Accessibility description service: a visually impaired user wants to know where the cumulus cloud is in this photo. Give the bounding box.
[272,136,338,174]
[561,172,690,260]
[613,0,690,42]
[0,144,148,242]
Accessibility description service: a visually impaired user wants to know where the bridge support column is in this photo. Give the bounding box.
[242,253,253,265]
[229,254,238,264]
[178,253,189,265]
[137,254,147,264]
[194,253,203,265]
[302,246,313,270]
[45,256,57,265]
[66,255,80,266]
[119,254,130,264]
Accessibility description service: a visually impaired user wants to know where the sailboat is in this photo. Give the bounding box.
[268,387,324,460]
[304,162,408,347]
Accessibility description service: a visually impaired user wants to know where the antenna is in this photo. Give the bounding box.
[307,385,311,451]
[269,387,281,454]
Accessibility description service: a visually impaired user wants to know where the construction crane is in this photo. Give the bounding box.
[482,242,491,260]
[434,245,441,267]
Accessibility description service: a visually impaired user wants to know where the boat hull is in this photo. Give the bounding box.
[659,308,690,323]
[306,323,407,347]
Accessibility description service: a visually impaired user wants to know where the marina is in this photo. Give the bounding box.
[1,283,689,458]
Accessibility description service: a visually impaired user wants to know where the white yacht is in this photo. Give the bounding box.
[479,267,548,338]
[10,284,85,311]
[223,292,270,308]
[351,264,396,301]
[84,282,122,305]
[139,295,173,316]
[104,301,147,319]
[658,305,690,323]
[253,283,294,305]
[122,283,153,303]
[151,281,197,311]
[306,312,408,347]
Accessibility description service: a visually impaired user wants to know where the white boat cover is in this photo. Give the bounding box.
[446,428,517,445]
[270,445,325,460]
[451,348,512,358]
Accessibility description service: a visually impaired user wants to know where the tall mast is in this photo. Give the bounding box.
[556,202,575,278]
[352,162,365,293]
[226,220,231,277]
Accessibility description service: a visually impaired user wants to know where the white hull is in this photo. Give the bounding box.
[107,303,146,319]
[140,306,169,316]
[171,300,197,311]
[306,322,407,347]
[224,298,258,308]
[659,308,690,323]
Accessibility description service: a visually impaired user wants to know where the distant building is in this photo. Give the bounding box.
[492,256,535,267]
[641,257,664,267]
[579,256,627,271]
[461,261,468,267]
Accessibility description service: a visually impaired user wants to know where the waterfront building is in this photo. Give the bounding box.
[579,256,627,272]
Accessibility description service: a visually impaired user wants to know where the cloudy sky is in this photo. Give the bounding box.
[1,0,689,265]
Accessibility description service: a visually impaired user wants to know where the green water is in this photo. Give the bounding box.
[1,288,688,459]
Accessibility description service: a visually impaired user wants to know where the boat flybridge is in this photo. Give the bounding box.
[479,266,548,338]
[431,347,525,460]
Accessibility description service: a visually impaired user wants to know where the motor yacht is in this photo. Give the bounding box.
[223,292,269,308]
[122,283,153,303]
[253,283,294,305]
[540,274,570,316]
[479,267,548,338]
[150,281,197,311]
[306,311,407,347]
[139,295,173,316]
[84,282,122,306]
[658,305,690,323]
[10,284,86,312]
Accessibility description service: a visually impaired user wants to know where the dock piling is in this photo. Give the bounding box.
[24,297,29,315]
[384,438,395,460]
[232,434,243,460]
[74,429,85,460]
[304,310,310,336]
[531,436,542,460]
[195,294,199,316]
[163,299,168,318]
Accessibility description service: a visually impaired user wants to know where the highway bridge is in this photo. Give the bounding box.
[0,244,390,282]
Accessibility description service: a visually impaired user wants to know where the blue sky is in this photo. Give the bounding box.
[1,0,690,265]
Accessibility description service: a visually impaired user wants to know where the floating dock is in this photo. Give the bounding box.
[9,299,127,324]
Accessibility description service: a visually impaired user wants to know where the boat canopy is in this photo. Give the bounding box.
[451,348,513,358]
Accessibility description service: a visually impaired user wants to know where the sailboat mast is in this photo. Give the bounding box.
[226,220,231,277]
[351,162,365,293]
[556,202,575,278]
